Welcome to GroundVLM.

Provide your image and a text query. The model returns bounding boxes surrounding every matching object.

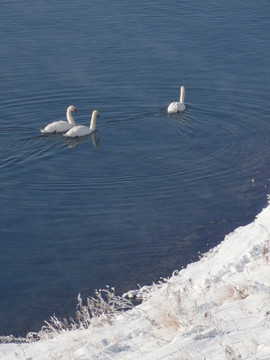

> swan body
[40,105,77,134]
[64,110,100,138]
[167,86,186,113]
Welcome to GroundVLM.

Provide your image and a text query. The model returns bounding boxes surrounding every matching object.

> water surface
[0,0,270,336]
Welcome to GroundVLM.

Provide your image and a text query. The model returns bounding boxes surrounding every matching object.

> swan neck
[90,112,97,130]
[180,86,185,103]
[66,108,76,125]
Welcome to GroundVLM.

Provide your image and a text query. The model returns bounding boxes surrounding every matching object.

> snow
[2,198,270,359]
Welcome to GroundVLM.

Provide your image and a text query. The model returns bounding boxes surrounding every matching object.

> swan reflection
[65,131,100,149]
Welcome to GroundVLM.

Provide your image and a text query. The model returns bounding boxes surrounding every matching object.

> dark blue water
[1,1,270,336]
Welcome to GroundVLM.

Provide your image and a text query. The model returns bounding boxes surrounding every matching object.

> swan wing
[167,102,186,113]
[64,125,93,138]
[41,120,72,134]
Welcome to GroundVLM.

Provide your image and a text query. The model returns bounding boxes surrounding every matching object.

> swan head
[93,110,100,118]
[68,105,78,114]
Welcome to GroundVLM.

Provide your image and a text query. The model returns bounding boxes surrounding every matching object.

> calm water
[1,1,270,336]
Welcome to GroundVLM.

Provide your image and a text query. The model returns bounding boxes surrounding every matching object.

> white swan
[64,110,100,138]
[167,86,186,113]
[40,105,78,134]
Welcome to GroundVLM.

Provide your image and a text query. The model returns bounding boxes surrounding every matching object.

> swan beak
[74,109,78,114]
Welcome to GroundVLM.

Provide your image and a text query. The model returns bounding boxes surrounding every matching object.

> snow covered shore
[1,199,270,359]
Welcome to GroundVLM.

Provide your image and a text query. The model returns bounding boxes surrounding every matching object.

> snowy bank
[1,199,270,359]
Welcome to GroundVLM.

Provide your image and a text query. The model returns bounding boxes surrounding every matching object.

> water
[1,0,270,336]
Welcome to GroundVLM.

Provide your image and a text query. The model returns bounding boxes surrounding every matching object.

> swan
[64,110,100,138]
[40,105,78,134]
[167,86,186,113]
